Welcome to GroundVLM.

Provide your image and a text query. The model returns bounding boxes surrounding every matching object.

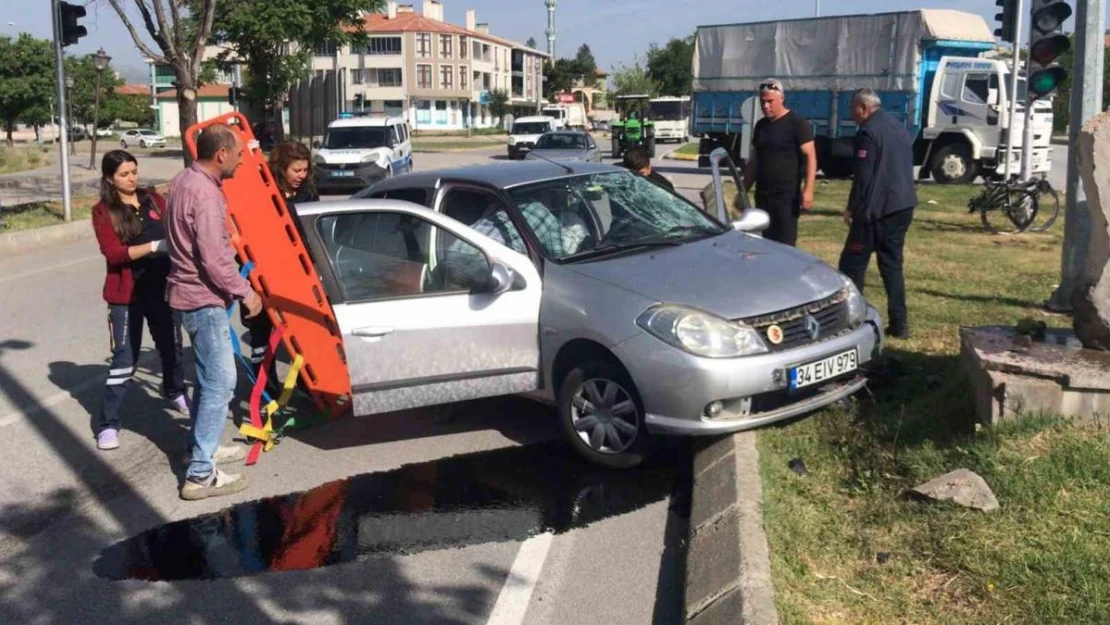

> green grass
[754,181,1110,624]
[0,145,50,174]
[412,140,503,152]
[674,141,699,157]
[412,128,506,137]
[0,196,96,231]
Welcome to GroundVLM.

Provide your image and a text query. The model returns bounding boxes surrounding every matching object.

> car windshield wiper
[560,239,682,262]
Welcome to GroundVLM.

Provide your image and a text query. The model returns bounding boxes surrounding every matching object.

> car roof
[364,161,624,194]
[328,116,405,128]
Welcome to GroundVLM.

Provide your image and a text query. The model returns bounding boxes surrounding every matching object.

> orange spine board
[183,112,352,418]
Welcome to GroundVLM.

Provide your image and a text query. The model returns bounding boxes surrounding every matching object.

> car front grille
[319,163,362,171]
[738,290,851,352]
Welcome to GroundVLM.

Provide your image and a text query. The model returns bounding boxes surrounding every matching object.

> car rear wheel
[558,359,652,469]
[120,140,127,148]
[139,139,148,148]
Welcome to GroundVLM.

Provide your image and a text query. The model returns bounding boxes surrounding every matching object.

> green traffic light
[1029,67,1067,98]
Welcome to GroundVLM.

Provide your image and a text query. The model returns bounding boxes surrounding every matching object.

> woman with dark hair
[243,141,321,383]
[91,149,187,451]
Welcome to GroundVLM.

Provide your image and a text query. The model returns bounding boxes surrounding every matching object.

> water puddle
[94,442,687,581]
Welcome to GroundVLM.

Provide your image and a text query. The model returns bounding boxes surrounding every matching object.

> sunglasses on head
[759,82,781,92]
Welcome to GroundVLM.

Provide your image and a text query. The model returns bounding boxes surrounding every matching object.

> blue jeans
[179,306,237,480]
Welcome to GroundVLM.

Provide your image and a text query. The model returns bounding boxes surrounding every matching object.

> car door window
[317,211,488,302]
[962,74,989,105]
[439,188,528,255]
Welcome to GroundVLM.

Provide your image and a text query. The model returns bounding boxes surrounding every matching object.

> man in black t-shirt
[743,78,817,246]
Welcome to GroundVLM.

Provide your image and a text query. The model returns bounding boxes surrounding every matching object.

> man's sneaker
[97,428,120,451]
[170,394,190,416]
[180,468,248,501]
[181,444,247,465]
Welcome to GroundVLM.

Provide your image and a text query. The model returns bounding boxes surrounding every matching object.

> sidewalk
[0,148,184,206]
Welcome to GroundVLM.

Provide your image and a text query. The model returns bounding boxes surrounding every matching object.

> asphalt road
[0,145,696,625]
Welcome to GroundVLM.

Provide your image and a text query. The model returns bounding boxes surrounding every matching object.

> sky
[2,0,1097,85]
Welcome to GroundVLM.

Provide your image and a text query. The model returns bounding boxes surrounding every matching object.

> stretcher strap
[242,325,284,465]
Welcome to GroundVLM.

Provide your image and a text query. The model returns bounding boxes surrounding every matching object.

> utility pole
[1048,0,1105,311]
[999,0,1025,182]
[815,0,820,17]
[50,0,72,222]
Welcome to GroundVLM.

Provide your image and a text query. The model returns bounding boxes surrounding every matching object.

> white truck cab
[507,116,554,160]
[313,115,413,194]
[541,103,588,131]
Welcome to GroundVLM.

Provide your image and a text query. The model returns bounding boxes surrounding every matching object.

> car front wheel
[558,359,652,469]
[120,140,127,148]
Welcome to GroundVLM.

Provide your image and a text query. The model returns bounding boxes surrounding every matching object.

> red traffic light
[1030,32,1070,66]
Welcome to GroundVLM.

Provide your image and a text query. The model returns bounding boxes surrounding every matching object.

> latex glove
[149,239,167,254]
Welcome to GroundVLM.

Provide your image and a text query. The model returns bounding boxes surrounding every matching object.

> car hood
[510,134,544,144]
[316,148,390,165]
[525,149,590,161]
[561,231,845,320]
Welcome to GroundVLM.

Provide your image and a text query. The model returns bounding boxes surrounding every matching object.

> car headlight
[313,154,326,165]
[637,304,768,358]
[508,137,517,146]
[361,152,387,166]
[842,276,866,326]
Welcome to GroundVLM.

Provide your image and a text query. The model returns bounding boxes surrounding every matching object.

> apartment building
[309,0,550,130]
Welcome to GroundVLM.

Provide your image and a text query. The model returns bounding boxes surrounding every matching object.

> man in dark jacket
[838,88,917,339]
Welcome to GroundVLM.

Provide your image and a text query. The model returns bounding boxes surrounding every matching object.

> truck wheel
[645,136,656,159]
[931,145,978,184]
[558,358,653,469]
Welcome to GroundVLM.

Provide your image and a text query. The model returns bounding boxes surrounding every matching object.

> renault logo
[804,314,821,340]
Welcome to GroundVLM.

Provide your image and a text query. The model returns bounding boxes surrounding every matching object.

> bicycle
[968,177,1059,235]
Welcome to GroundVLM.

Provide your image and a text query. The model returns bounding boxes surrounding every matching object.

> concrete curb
[685,432,778,625]
[0,218,94,256]
[665,152,699,162]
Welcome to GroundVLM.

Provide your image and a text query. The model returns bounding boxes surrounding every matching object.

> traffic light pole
[1048,0,1106,311]
[1003,0,1025,182]
[50,0,72,223]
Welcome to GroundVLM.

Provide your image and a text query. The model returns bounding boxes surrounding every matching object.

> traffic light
[994,0,1018,43]
[228,86,242,106]
[59,1,87,48]
[1027,0,1072,99]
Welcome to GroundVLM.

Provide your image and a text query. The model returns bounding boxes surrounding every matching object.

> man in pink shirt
[166,123,262,501]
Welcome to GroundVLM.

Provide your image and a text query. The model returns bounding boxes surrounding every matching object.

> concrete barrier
[685,432,778,625]
[1,218,94,256]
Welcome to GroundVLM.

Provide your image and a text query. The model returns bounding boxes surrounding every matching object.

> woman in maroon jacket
[91,150,187,451]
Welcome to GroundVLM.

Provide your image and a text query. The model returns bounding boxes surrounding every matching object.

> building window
[365,37,402,55]
[460,66,468,91]
[351,69,364,85]
[385,100,404,116]
[460,36,468,59]
[376,68,403,87]
[435,100,447,124]
[439,35,453,59]
[314,42,336,57]
[416,100,432,124]
[417,64,433,89]
[416,34,432,58]
[440,65,454,89]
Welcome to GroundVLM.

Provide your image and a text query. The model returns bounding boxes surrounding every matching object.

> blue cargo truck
[692,10,1054,183]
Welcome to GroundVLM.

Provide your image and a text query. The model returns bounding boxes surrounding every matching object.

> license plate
[789,349,858,390]
[332,171,354,178]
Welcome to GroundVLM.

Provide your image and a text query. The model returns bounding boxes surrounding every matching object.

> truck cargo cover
[693,10,993,92]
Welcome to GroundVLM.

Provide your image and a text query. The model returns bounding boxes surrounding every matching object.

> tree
[106,0,219,164]
[575,44,597,86]
[64,54,126,130]
[206,0,382,137]
[488,89,510,123]
[526,37,538,49]
[0,34,54,145]
[611,57,658,97]
[646,36,694,96]
[543,58,580,99]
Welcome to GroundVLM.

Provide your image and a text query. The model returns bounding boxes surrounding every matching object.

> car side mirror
[312,140,322,149]
[470,262,522,295]
[732,208,771,235]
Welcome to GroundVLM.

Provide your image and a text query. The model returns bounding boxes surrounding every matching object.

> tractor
[610,94,656,160]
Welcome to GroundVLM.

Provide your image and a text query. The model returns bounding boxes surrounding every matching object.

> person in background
[90,150,188,451]
[622,147,675,192]
[167,123,262,501]
[241,141,321,382]
[743,78,817,246]
[838,88,917,339]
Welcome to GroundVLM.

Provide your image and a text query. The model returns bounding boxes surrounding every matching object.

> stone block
[1074,113,1110,349]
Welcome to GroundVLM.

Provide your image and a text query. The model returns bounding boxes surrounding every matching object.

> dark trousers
[240,303,278,387]
[755,191,800,247]
[838,208,915,330]
[98,300,186,434]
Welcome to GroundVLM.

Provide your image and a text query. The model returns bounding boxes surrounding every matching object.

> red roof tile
[115,84,150,96]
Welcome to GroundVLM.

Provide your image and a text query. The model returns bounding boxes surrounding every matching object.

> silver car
[300,158,882,468]
[524,131,602,163]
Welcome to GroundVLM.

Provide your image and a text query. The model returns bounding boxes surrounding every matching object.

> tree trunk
[175,69,199,167]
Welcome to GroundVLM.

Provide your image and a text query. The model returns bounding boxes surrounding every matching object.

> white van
[313,116,412,195]
[507,116,554,160]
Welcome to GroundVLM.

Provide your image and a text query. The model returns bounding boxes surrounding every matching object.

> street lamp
[90,47,111,169]
[65,75,75,156]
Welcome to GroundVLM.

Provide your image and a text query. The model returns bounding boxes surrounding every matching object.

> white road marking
[0,255,100,285]
[485,532,556,625]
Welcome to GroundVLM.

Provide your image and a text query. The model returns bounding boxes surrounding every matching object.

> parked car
[66,126,88,142]
[287,160,884,469]
[524,131,602,163]
[95,127,115,138]
[119,128,167,149]
[312,115,412,195]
